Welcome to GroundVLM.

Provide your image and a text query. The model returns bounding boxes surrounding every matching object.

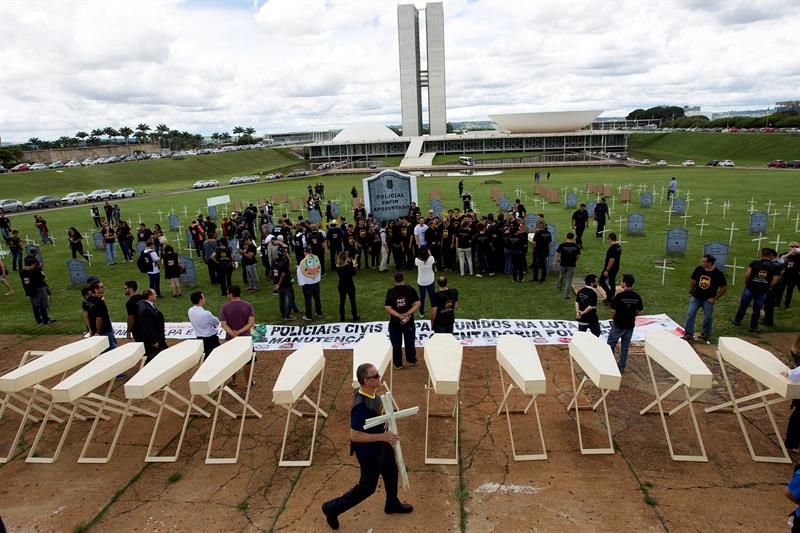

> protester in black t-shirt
[86,280,116,350]
[571,205,589,249]
[575,274,600,336]
[212,238,236,296]
[336,251,359,322]
[683,254,727,341]
[733,247,779,332]
[241,236,259,292]
[607,273,643,372]
[530,222,552,283]
[555,232,581,299]
[594,198,610,238]
[777,241,799,309]
[599,233,621,303]
[384,272,420,368]
[124,280,143,342]
[271,246,299,319]
[8,230,23,271]
[430,276,458,333]
[19,256,52,325]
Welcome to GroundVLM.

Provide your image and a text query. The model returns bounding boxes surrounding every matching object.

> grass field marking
[751,232,768,253]
[655,258,675,287]
[725,257,745,286]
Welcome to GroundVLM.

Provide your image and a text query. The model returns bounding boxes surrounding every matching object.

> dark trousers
[338,284,358,321]
[302,282,322,318]
[144,342,167,364]
[388,321,416,367]
[207,260,218,284]
[119,239,132,261]
[578,321,601,337]
[599,269,617,301]
[763,289,777,326]
[531,253,548,281]
[786,400,800,449]
[323,443,400,518]
[199,335,221,360]
[148,272,162,298]
[418,283,435,314]
[71,244,89,261]
[776,275,798,308]
[596,220,606,238]
[218,267,233,296]
[512,252,525,282]
[734,288,767,331]
[31,301,50,325]
[433,322,454,334]
[391,245,404,269]
[575,226,585,248]
[10,248,22,270]
[193,240,205,259]
[279,284,299,318]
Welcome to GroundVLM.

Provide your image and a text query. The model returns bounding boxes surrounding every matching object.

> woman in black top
[67,227,89,261]
[335,251,359,322]
[152,224,164,254]
[212,237,235,296]
[162,244,182,297]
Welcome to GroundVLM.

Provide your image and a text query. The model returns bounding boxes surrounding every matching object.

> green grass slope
[0,148,302,200]
[629,132,800,166]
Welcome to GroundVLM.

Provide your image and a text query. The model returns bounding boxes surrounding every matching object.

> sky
[1,0,798,143]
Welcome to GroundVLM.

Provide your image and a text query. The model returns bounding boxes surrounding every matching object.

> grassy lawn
[0,148,301,200]
[629,132,800,166]
[1,166,797,343]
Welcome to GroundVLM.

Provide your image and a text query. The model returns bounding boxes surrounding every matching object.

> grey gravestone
[331,202,340,218]
[135,241,147,254]
[229,239,241,261]
[670,198,686,215]
[307,209,322,224]
[565,193,577,208]
[640,192,653,208]
[178,256,197,285]
[499,197,513,211]
[704,241,730,272]
[665,228,689,254]
[749,211,768,233]
[524,214,538,229]
[363,169,417,223]
[432,204,443,217]
[168,214,180,231]
[92,231,105,251]
[25,245,43,265]
[66,259,88,286]
[586,201,597,214]
[627,213,644,235]
[207,206,218,220]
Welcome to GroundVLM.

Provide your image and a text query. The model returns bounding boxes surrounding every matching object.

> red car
[10,163,30,172]
[768,160,786,168]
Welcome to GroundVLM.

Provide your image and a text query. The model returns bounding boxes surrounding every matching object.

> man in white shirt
[296,247,323,320]
[188,291,221,359]
[144,240,162,298]
[414,217,429,249]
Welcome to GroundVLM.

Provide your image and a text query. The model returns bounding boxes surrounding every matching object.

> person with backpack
[189,219,206,260]
[162,244,182,297]
[212,237,236,296]
[137,240,162,298]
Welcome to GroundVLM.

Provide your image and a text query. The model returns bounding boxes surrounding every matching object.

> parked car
[719,160,735,167]
[112,188,136,199]
[80,159,94,166]
[64,160,82,168]
[193,180,208,189]
[787,160,800,169]
[48,160,64,169]
[656,160,668,167]
[0,199,24,212]
[25,196,61,209]
[86,189,113,201]
[10,163,30,172]
[30,163,48,171]
[61,192,87,205]
[706,160,720,167]
[681,160,695,167]
[0,165,7,174]
[640,159,650,165]
[206,179,219,187]
[768,160,786,168]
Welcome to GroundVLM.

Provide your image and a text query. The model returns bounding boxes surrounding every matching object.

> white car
[65,160,82,168]
[112,188,136,199]
[656,160,668,167]
[0,199,24,212]
[61,192,87,205]
[48,160,64,169]
[30,163,48,171]
[720,160,735,167]
[87,189,113,201]
[206,179,219,187]
[193,180,208,189]
[81,158,95,166]
[681,160,695,167]
[640,159,650,165]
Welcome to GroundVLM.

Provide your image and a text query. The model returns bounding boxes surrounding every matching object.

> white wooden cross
[175,229,183,252]
[665,203,674,226]
[659,186,666,205]
[703,197,713,215]
[127,218,133,227]
[84,248,93,266]
[183,205,189,219]
[765,199,774,213]
[625,199,630,213]
[770,209,780,229]
[695,218,709,236]
[722,200,731,219]
[725,222,739,245]
[363,392,419,490]
[655,259,675,287]
[615,216,625,233]
[748,198,757,214]
[795,213,800,233]
[24,235,33,246]
[156,209,163,222]
[611,196,616,211]
[771,234,786,251]
[681,211,692,228]
[169,207,175,216]
[785,201,795,220]
[725,257,745,286]
[752,232,768,252]
[684,189,693,207]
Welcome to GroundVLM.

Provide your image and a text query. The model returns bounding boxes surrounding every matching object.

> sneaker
[681,334,694,342]
[731,319,741,326]
[316,313,323,318]
[475,274,483,278]
[419,312,424,318]
[408,361,416,367]
[394,365,404,370]
[321,502,340,530]
[302,316,312,321]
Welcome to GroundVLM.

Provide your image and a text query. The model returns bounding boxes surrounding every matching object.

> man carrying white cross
[322,363,413,530]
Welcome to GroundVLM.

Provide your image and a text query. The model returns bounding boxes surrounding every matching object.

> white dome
[490,110,603,133]
[333,123,400,142]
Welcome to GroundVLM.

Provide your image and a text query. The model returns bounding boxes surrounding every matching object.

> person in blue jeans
[732,248,778,332]
[607,273,644,372]
[102,223,117,266]
[683,254,727,341]
[384,272,420,369]
[785,462,800,532]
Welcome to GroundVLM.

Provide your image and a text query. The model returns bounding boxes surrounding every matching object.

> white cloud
[0,0,798,142]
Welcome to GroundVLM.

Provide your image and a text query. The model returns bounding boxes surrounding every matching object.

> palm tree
[232,126,244,141]
[90,129,103,146]
[220,132,232,143]
[57,136,73,148]
[119,126,133,145]
[103,127,118,143]
[210,132,220,144]
[245,127,256,136]
[75,131,89,140]
[156,124,169,148]
[28,137,42,149]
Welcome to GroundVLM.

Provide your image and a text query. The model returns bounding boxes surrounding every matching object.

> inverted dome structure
[490,110,603,134]
[332,123,400,142]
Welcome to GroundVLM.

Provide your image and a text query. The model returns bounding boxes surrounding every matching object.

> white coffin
[51,343,145,403]
[124,340,204,400]
[0,336,108,393]
[568,331,621,391]
[718,337,800,399]
[352,333,392,387]
[424,334,463,395]
[272,343,325,405]
[496,334,546,396]
[645,331,713,390]
[189,337,253,396]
